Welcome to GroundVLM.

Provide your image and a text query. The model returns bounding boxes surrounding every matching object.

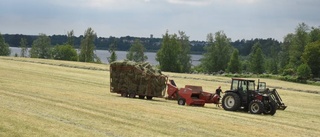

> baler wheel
[178,98,186,105]
[249,100,264,114]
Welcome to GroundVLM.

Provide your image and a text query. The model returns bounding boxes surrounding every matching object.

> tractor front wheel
[222,92,241,111]
[249,100,264,114]
[263,102,277,116]
[138,95,145,99]
[178,98,186,105]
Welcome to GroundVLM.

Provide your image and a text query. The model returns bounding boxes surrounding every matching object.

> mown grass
[1,56,320,137]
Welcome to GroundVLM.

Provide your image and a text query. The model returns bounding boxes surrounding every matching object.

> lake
[9,47,202,66]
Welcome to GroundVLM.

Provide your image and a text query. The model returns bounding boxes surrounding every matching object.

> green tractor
[222,78,287,115]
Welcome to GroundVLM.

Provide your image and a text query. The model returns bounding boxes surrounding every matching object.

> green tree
[201,33,214,73]
[288,23,309,68]
[302,41,320,77]
[279,34,294,73]
[108,39,117,63]
[297,64,312,82]
[309,27,320,43]
[156,31,191,73]
[126,39,147,62]
[109,52,117,63]
[227,49,240,73]
[52,44,78,61]
[30,33,51,59]
[201,31,233,73]
[79,28,96,62]
[266,44,279,74]
[250,42,265,74]
[241,60,250,73]
[156,31,180,72]
[0,33,11,56]
[67,30,75,47]
[177,31,192,73]
[20,38,28,57]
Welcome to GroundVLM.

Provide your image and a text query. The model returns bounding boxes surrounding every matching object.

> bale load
[110,60,167,99]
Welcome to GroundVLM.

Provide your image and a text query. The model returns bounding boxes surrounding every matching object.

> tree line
[0,28,147,64]
[155,23,320,82]
[1,23,319,82]
[2,33,280,54]
[2,33,162,51]
[1,28,101,63]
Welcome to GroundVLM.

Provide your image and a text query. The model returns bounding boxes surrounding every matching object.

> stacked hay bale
[110,60,167,97]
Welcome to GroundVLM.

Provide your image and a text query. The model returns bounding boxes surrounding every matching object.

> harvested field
[1,56,320,137]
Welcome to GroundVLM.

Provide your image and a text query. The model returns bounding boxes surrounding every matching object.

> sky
[0,0,319,41]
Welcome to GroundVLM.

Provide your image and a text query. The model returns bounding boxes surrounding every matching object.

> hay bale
[110,60,166,97]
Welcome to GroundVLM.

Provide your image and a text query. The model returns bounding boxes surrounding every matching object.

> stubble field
[1,57,320,137]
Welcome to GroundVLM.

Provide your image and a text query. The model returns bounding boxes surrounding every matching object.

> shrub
[297,64,312,82]
[52,44,78,61]
[282,68,295,76]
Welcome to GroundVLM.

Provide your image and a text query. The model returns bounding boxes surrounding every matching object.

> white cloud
[167,0,214,6]
[166,0,259,6]
[235,0,258,4]
[52,0,151,10]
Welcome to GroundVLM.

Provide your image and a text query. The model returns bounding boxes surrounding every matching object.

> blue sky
[0,0,319,41]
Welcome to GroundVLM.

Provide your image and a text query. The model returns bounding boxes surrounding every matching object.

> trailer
[110,60,167,100]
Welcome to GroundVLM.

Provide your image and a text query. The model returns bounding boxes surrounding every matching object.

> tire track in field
[0,89,179,136]
[0,90,143,136]
[0,57,108,71]
[1,86,245,136]
[183,103,320,136]
[2,89,320,137]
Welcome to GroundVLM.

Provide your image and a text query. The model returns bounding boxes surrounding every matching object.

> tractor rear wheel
[178,98,186,105]
[263,102,277,116]
[222,92,241,111]
[249,100,264,114]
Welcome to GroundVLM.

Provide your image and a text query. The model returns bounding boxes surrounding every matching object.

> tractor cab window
[239,81,247,94]
[248,81,255,91]
[258,82,266,92]
[231,80,239,90]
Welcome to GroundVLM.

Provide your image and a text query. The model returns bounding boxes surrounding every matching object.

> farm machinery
[166,78,287,115]
[222,78,287,115]
[256,81,287,110]
[166,80,220,106]
[109,60,287,115]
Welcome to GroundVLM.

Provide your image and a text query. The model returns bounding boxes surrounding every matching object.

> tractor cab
[229,78,256,106]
